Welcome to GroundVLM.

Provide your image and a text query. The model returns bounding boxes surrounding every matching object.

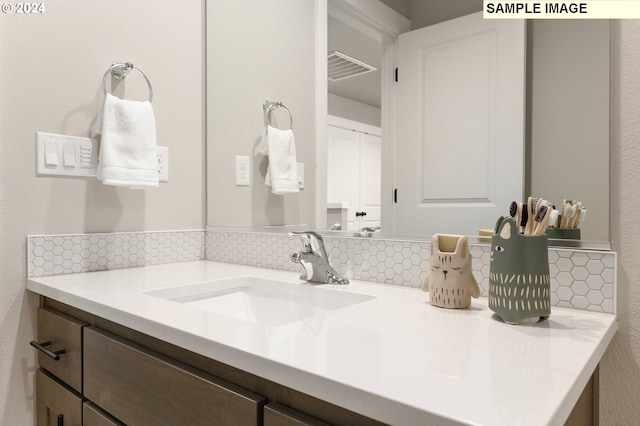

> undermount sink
[145,277,375,326]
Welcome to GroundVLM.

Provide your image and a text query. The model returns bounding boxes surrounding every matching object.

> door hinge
[394,67,398,82]
[393,188,398,203]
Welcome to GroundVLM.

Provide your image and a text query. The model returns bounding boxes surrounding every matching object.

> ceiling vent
[327,50,377,82]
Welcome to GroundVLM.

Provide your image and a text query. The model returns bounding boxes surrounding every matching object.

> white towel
[95,93,159,189]
[259,125,299,194]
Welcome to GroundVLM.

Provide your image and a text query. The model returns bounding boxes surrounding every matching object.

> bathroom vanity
[27,260,616,425]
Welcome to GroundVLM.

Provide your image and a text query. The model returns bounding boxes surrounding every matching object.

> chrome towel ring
[263,100,293,130]
[102,62,153,102]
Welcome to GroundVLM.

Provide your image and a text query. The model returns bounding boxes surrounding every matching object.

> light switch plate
[36,132,97,177]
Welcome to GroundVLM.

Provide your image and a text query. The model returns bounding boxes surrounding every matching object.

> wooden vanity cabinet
[36,369,83,426]
[34,304,266,426]
[33,307,88,426]
[83,327,266,426]
[264,403,331,426]
[83,403,124,426]
[34,307,86,392]
[566,366,600,426]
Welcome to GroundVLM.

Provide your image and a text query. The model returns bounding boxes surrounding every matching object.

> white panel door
[327,126,360,230]
[393,12,525,236]
[359,133,381,228]
[327,125,381,231]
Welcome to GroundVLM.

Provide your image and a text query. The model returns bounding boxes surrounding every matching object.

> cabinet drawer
[84,327,266,426]
[34,308,87,392]
[36,369,83,426]
[264,403,331,426]
[83,402,125,426]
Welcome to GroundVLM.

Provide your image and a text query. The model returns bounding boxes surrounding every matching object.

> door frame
[315,0,409,230]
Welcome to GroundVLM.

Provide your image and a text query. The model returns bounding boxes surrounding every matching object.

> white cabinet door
[327,125,381,231]
[393,12,525,236]
[359,133,381,229]
[327,126,360,230]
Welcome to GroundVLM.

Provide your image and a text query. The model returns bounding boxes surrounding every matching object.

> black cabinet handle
[30,341,66,361]
[355,211,367,217]
[57,414,64,426]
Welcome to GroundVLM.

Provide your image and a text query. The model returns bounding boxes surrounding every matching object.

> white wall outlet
[297,162,304,189]
[235,155,250,186]
[157,146,169,182]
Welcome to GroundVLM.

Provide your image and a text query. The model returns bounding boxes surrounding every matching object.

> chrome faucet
[289,231,349,285]
[356,226,380,237]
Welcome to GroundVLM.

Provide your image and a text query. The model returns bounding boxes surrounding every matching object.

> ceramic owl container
[489,217,551,324]
[421,234,480,309]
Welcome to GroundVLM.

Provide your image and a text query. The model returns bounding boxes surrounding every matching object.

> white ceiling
[327,16,382,108]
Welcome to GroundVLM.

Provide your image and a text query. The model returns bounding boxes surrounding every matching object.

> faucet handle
[358,226,380,233]
[289,231,349,285]
[289,230,324,242]
[289,231,328,259]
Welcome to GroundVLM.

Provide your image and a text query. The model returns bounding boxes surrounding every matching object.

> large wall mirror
[206,0,610,249]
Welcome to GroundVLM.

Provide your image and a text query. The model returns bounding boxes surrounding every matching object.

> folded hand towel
[258,125,299,194]
[95,93,159,189]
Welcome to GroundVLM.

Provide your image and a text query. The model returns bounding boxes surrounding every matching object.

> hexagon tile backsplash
[27,228,616,315]
[206,229,616,315]
[28,230,205,277]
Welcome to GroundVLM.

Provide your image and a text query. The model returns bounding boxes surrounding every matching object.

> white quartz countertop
[27,261,616,426]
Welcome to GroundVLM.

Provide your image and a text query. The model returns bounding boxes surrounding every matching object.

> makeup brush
[574,208,587,229]
[548,208,560,229]
[570,202,582,228]
[533,205,550,235]
[526,197,538,235]
[509,201,522,233]
[521,204,529,234]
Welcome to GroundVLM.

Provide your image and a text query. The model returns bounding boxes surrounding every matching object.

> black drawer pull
[57,414,64,426]
[30,341,66,361]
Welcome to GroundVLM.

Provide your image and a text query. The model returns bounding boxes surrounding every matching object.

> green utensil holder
[545,227,581,240]
[488,217,551,324]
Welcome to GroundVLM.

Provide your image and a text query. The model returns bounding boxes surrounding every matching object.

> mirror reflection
[206,0,610,247]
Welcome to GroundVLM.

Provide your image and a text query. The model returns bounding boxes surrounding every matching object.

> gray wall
[0,1,205,424]
[604,19,640,426]
[407,0,480,29]
[206,0,317,228]
[380,0,410,19]
[528,20,609,241]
